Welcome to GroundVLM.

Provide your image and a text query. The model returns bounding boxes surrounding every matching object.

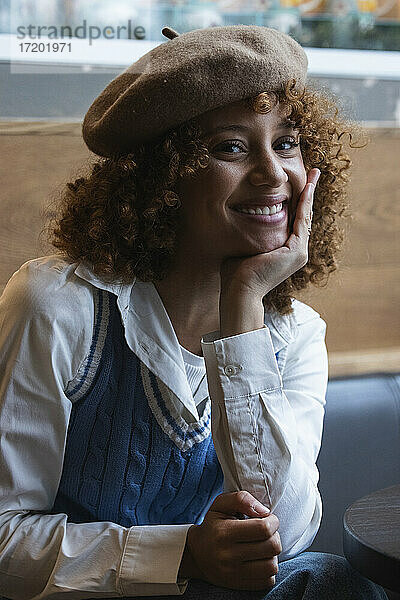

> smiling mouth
[230,201,288,225]
[233,201,285,216]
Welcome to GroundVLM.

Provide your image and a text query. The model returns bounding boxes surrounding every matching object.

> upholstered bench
[310,373,400,599]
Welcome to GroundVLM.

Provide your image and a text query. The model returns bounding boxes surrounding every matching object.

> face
[174,99,307,264]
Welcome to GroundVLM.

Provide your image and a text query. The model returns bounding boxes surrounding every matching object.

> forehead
[195,99,293,136]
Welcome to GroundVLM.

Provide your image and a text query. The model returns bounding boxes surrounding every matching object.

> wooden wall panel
[0,126,89,287]
[295,127,400,372]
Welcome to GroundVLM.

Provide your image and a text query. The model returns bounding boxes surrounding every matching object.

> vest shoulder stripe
[65,288,110,402]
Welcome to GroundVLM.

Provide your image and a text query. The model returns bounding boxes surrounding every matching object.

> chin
[240,240,285,256]
[260,232,289,253]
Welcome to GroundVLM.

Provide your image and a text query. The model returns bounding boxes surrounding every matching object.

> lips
[232,195,289,209]
[231,202,288,225]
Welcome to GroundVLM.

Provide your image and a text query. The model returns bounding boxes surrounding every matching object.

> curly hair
[44,79,368,315]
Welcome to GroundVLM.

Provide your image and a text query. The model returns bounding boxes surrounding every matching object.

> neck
[153,254,222,348]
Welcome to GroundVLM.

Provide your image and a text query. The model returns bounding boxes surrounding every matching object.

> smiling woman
[0,24,387,600]
[46,79,361,317]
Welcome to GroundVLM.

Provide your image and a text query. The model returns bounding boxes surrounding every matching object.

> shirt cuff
[201,325,282,399]
[117,524,191,596]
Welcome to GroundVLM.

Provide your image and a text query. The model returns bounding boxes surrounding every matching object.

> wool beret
[82,24,308,158]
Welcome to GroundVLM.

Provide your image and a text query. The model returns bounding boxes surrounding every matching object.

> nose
[248,148,289,187]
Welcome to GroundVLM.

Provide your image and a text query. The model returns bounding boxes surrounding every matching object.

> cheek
[295,156,307,189]
[292,157,307,194]
[174,173,225,228]
[176,164,222,198]
[288,166,307,225]
[296,174,307,200]
[177,168,232,217]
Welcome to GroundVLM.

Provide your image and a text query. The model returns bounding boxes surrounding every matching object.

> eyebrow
[203,119,297,136]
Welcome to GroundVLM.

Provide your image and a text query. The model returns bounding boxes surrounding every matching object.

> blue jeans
[131,552,389,600]
[0,552,388,600]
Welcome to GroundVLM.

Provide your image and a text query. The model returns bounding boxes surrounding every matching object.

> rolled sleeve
[200,310,328,561]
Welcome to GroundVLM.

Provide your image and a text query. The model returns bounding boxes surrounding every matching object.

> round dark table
[343,484,400,593]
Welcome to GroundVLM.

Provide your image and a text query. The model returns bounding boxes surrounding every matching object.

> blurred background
[0,0,399,376]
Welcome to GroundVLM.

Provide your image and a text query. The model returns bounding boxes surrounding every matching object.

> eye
[214,140,246,153]
[213,136,301,156]
[275,136,300,151]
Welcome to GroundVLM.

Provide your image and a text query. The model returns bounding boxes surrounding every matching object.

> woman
[0,24,387,600]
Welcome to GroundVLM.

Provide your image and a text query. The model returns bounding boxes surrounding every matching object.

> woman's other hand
[178,490,281,591]
[220,168,321,301]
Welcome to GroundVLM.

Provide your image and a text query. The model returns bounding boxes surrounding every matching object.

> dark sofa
[310,373,400,599]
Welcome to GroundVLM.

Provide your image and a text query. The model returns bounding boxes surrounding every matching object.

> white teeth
[236,202,283,216]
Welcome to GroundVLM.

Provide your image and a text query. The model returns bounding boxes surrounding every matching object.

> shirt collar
[74,262,199,419]
[74,261,132,315]
[74,262,297,419]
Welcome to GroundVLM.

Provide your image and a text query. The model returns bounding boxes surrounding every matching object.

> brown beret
[82,24,308,158]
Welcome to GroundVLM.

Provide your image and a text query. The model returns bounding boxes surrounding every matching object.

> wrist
[178,525,202,580]
[219,293,265,338]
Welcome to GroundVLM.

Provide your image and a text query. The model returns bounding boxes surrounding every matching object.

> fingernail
[252,502,270,515]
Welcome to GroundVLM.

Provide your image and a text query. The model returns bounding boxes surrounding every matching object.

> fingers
[308,167,321,187]
[234,531,282,562]
[302,169,319,226]
[195,494,281,592]
[292,168,320,240]
[227,513,280,543]
[244,555,279,579]
[228,571,276,592]
[226,552,278,591]
[210,490,270,519]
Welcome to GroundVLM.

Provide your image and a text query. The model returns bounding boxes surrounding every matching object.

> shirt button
[224,364,238,376]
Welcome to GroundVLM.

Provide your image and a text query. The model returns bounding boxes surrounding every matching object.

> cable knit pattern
[52,289,224,526]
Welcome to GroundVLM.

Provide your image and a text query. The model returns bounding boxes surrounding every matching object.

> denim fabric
[0,551,390,600]
[126,552,389,600]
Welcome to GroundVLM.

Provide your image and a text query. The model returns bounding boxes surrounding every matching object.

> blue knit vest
[51,289,224,526]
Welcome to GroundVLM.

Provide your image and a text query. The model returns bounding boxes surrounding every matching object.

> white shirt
[179,345,206,398]
[0,255,328,600]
